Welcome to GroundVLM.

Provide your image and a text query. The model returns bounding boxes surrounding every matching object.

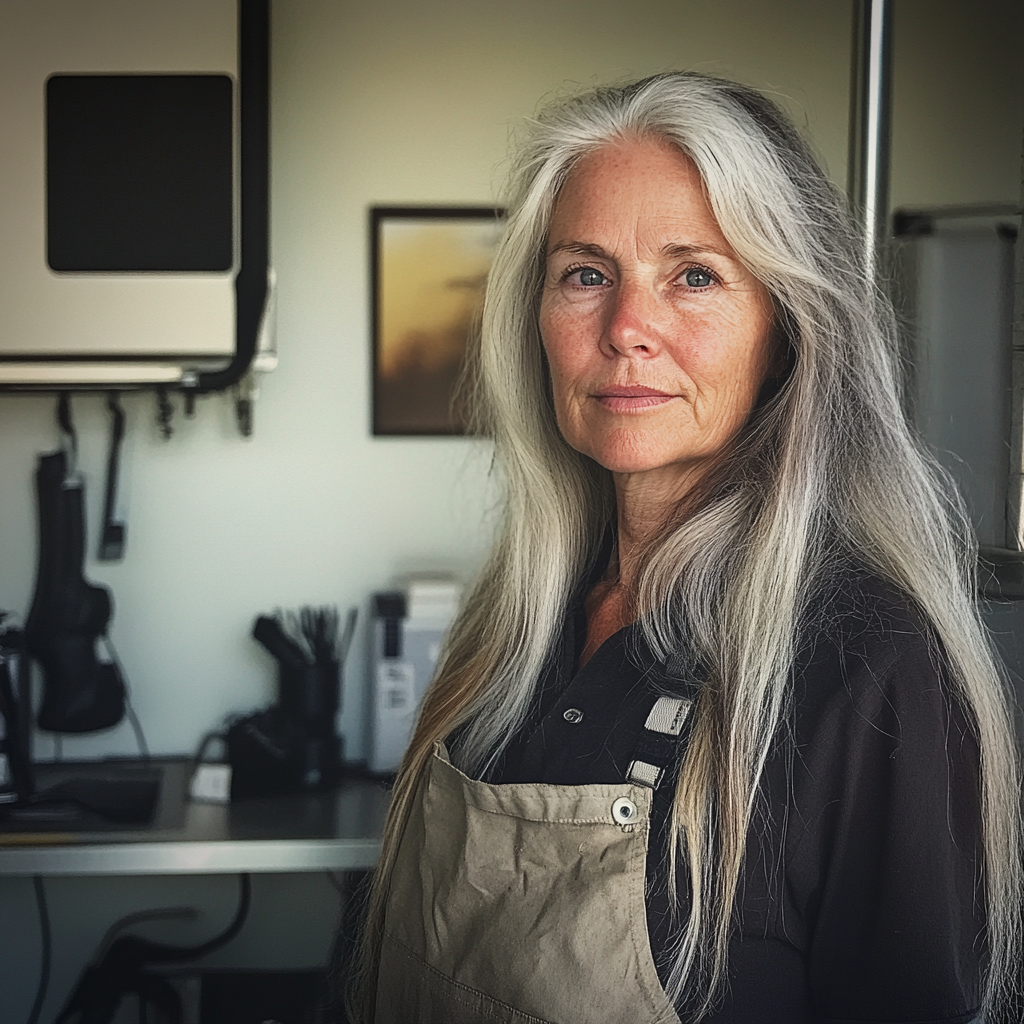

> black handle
[98,392,126,561]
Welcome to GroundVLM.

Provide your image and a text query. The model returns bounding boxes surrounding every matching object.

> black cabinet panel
[47,74,234,273]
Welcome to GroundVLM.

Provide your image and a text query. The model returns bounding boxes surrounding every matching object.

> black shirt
[489,571,986,1023]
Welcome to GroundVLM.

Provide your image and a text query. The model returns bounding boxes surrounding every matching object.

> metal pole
[847,0,894,281]
[1005,113,1024,551]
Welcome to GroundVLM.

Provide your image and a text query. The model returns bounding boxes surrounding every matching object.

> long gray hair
[361,72,1022,1021]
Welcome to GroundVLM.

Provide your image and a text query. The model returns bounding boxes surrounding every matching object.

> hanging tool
[25,448,125,733]
[155,387,174,440]
[98,393,127,562]
[56,392,78,477]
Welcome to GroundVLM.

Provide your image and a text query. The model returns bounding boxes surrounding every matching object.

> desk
[0,759,389,877]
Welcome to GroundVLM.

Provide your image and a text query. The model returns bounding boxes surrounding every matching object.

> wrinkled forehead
[544,137,731,260]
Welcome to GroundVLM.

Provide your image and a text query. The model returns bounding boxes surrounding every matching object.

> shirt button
[611,797,638,824]
[562,707,584,724]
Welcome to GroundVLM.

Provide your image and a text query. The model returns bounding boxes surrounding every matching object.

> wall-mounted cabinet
[0,0,270,391]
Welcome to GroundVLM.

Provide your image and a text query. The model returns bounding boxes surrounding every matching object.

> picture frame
[371,206,504,436]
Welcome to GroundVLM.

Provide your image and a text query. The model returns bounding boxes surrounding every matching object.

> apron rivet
[612,796,638,824]
[563,707,584,723]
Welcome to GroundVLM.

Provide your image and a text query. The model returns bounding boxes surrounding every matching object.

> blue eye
[684,267,713,288]
[576,266,606,286]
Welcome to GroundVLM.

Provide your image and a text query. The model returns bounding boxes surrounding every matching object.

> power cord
[27,875,50,1024]
[187,873,252,957]
[194,730,226,764]
[102,637,150,759]
[53,874,252,1023]
[124,702,149,761]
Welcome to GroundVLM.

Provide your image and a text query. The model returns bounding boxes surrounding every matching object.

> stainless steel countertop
[0,760,389,876]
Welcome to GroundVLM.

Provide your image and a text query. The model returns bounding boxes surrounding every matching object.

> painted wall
[891,0,1024,210]
[0,1,1020,1020]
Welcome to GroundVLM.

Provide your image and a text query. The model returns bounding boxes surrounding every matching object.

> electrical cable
[51,876,251,1023]
[124,702,149,761]
[187,872,251,957]
[26,875,50,1024]
[194,730,226,764]
[94,906,199,960]
[102,637,150,760]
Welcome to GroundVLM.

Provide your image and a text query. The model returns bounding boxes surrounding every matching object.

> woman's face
[539,137,775,490]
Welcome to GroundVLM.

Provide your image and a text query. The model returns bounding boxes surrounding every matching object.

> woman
[352,73,1022,1023]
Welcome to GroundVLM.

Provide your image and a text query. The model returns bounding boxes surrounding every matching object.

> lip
[593,384,677,412]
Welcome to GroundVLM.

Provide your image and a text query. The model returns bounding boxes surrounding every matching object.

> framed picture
[371,206,504,436]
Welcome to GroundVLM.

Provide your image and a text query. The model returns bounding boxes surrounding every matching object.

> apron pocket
[377,931,556,1024]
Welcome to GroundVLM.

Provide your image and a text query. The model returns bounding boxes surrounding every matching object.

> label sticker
[376,661,416,717]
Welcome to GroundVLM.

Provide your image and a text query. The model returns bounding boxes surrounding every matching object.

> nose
[602,280,662,358]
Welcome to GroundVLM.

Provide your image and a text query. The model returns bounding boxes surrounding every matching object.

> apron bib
[375,744,683,1024]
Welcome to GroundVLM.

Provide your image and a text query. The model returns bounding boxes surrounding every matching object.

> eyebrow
[546,240,734,260]
[546,242,613,260]
[661,241,733,260]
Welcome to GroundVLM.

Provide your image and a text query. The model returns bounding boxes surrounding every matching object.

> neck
[578,463,705,668]
[612,462,706,591]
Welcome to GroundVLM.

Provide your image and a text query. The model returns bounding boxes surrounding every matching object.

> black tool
[0,618,34,806]
[56,392,78,472]
[155,387,174,440]
[252,614,309,669]
[98,393,126,562]
[25,448,125,734]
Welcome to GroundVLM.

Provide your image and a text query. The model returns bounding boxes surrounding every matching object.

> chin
[583,439,675,476]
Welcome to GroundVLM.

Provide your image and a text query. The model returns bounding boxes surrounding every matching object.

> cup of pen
[251,605,357,793]
[278,657,342,790]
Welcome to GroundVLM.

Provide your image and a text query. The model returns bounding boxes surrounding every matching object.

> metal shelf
[0,759,388,877]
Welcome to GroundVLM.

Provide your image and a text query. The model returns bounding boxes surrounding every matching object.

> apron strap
[625,694,694,789]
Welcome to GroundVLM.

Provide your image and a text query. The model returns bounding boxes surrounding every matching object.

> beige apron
[375,744,683,1024]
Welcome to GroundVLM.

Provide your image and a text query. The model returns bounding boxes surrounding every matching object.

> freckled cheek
[539,303,568,367]
[540,313,598,397]
[706,348,773,437]
[539,335,582,436]
[663,319,724,380]
[670,325,771,433]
